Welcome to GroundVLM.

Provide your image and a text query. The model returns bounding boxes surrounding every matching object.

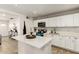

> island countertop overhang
[12,35,53,49]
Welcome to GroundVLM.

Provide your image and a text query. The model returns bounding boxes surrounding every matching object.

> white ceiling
[0,11,18,21]
[0,4,79,18]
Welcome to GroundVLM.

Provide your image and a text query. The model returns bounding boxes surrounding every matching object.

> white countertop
[12,35,53,49]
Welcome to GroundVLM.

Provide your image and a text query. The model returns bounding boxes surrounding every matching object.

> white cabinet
[33,13,79,27]
[61,14,74,26]
[52,35,76,51]
[47,14,74,27]
[46,17,57,27]
[65,37,75,50]
[52,35,65,48]
[58,36,65,47]
[45,18,52,27]
[46,17,62,27]
[52,35,79,53]
[47,17,62,27]
[55,17,62,27]
[52,35,59,45]
[75,38,79,52]
[73,13,79,26]
[48,14,74,27]
[52,35,61,46]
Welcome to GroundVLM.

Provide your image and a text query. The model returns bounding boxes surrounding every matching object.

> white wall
[0,20,9,36]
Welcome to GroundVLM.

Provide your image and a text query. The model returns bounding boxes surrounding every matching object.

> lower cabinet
[75,38,79,52]
[52,35,59,46]
[52,35,79,53]
[65,37,75,50]
[52,35,65,48]
[58,36,65,48]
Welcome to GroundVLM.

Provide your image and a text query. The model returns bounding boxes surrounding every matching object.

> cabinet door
[61,14,74,26]
[52,35,60,46]
[59,36,66,48]
[75,38,79,52]
[55,17,62,27]
[47,17,63,27]
[46,18,53,27]
[47,17,57,27]
[52,35,65,47]
[73,13,79,26]
[52,35,58,45]
[65,37,75,50]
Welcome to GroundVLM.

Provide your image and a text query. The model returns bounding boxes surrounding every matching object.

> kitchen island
[12,35,53,54]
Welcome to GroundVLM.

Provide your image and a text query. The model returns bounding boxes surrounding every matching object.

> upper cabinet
[33,13,79,27]
[61,14,74,27]
[55,16,62,27]
[46,17,57,27]
[73,13,79,26]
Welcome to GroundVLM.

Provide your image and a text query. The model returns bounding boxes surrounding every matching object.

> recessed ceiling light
[2,13,6,16]
[0,24,6,26]
[33,11,37,14]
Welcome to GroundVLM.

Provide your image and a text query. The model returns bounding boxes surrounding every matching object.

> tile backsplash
[46,27,79,37]
[34,27,79,35]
